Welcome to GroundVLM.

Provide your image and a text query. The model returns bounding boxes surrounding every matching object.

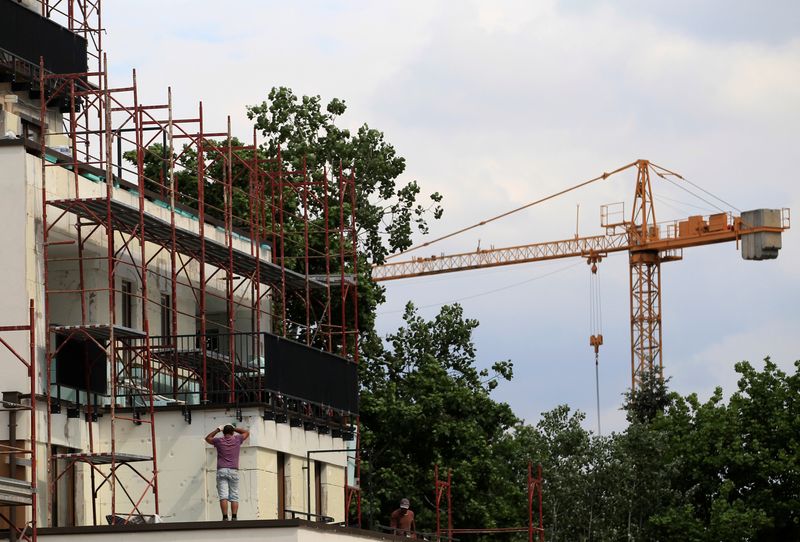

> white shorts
[216,468,240,502]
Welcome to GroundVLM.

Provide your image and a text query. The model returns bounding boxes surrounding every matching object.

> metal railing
[285,509,334,523]
[112,332,357,428]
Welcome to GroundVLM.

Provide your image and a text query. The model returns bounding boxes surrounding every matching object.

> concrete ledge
[37,519,402,542]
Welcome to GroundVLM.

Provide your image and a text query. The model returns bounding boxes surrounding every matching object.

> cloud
[671,318,800,401]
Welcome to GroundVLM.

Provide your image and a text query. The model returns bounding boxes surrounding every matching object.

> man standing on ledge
[205,424,250,520]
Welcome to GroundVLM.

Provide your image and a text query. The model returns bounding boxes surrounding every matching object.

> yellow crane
[372,160,790,389]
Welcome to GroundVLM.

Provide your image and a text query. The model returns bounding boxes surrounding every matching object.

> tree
[622,367,672,424]
[509,406,594,541]
[247,88,443,342]
[247,87,443,266]
[506,360,799,542]
[648,358,799,541]
[359,302,517,533]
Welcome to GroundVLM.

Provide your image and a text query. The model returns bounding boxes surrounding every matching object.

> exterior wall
[28,152,273,406]
[0,145,30,395]
[285,454,307,516]
[0,85,68,148]
[91,408,348,524]
[4,407,350,527]
[322,465,346,522]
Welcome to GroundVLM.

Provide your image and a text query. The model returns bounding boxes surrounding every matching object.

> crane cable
[648,162,741,213]
[587,256,603,436]
[385,161,639,261]
[376,260,583,315]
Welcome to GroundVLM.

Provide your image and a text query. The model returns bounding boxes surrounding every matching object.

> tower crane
[371,160,791,389]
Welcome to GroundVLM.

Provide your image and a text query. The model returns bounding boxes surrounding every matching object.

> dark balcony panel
[0,0,88,75]
[54,333,108,395]
[263,333,358,415]
[139,331,358,413]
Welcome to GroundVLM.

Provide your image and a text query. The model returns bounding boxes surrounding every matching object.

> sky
[102,0,800,434]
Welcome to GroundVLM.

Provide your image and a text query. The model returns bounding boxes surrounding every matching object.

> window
[21,119,41,144]
[121,280,133,328]
[277,452,286,519]
[315,460,324,519]
[50,445,76,527]
[160,293,172,338]
[120,280,134,375]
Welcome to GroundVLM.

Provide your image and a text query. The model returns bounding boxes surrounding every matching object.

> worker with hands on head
[205,423,250,520]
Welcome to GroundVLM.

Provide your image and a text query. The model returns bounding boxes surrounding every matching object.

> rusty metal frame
[0,300,38,541]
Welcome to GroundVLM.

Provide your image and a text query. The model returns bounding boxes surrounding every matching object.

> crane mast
[629,160,664,389]
[372,159,790,389]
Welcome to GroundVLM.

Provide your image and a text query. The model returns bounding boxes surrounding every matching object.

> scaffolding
[27,7,361,530]
[0,300,37,541]
[434,464,452,541]
[0,0,365,527]
[39,60,161,526]
[436,463,545,542]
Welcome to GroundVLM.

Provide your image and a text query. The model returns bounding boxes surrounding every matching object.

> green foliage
[122,137,257,228]
[359,302,518,533]
[247,87,443,265]
[622,366,672,424]
[647,358,800,541]
[527,358,799,542]
[511,407,597,541]
[360,349,799,541]
[361,288,800,542]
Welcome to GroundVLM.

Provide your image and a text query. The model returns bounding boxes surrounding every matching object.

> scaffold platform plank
[0,476,34,506]
[150,347,260,374]
[47,197,325,290]
[309,274,357,286]
[51,324,146,341]
[52,452,152,465]
[0,400,29,411]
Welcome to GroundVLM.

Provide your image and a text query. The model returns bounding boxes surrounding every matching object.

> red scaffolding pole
[438,463,545,541]
[40,59,160,525]
[434,464,453,541]
[0,300,38,541]
[527,463,544,542]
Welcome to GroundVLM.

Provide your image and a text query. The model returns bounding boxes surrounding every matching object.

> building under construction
[0,1,367,539]
[10,1,790,540]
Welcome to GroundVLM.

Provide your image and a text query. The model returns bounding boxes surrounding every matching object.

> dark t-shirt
[390,508,415,534]
[212,434,243,469]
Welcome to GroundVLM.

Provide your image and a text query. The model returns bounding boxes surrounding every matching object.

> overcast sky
[103,1,799,433]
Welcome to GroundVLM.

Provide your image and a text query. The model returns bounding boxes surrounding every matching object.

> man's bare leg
[220,499,229,519]
[231,501,239,519]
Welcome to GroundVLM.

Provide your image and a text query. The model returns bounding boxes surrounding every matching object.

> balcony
[114,331,358,422]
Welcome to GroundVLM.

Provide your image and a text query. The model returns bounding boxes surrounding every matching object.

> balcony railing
[115,331,358,422]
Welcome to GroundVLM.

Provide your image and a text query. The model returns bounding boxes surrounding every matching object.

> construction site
[0,1,795,541]
[0,0,370,539]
